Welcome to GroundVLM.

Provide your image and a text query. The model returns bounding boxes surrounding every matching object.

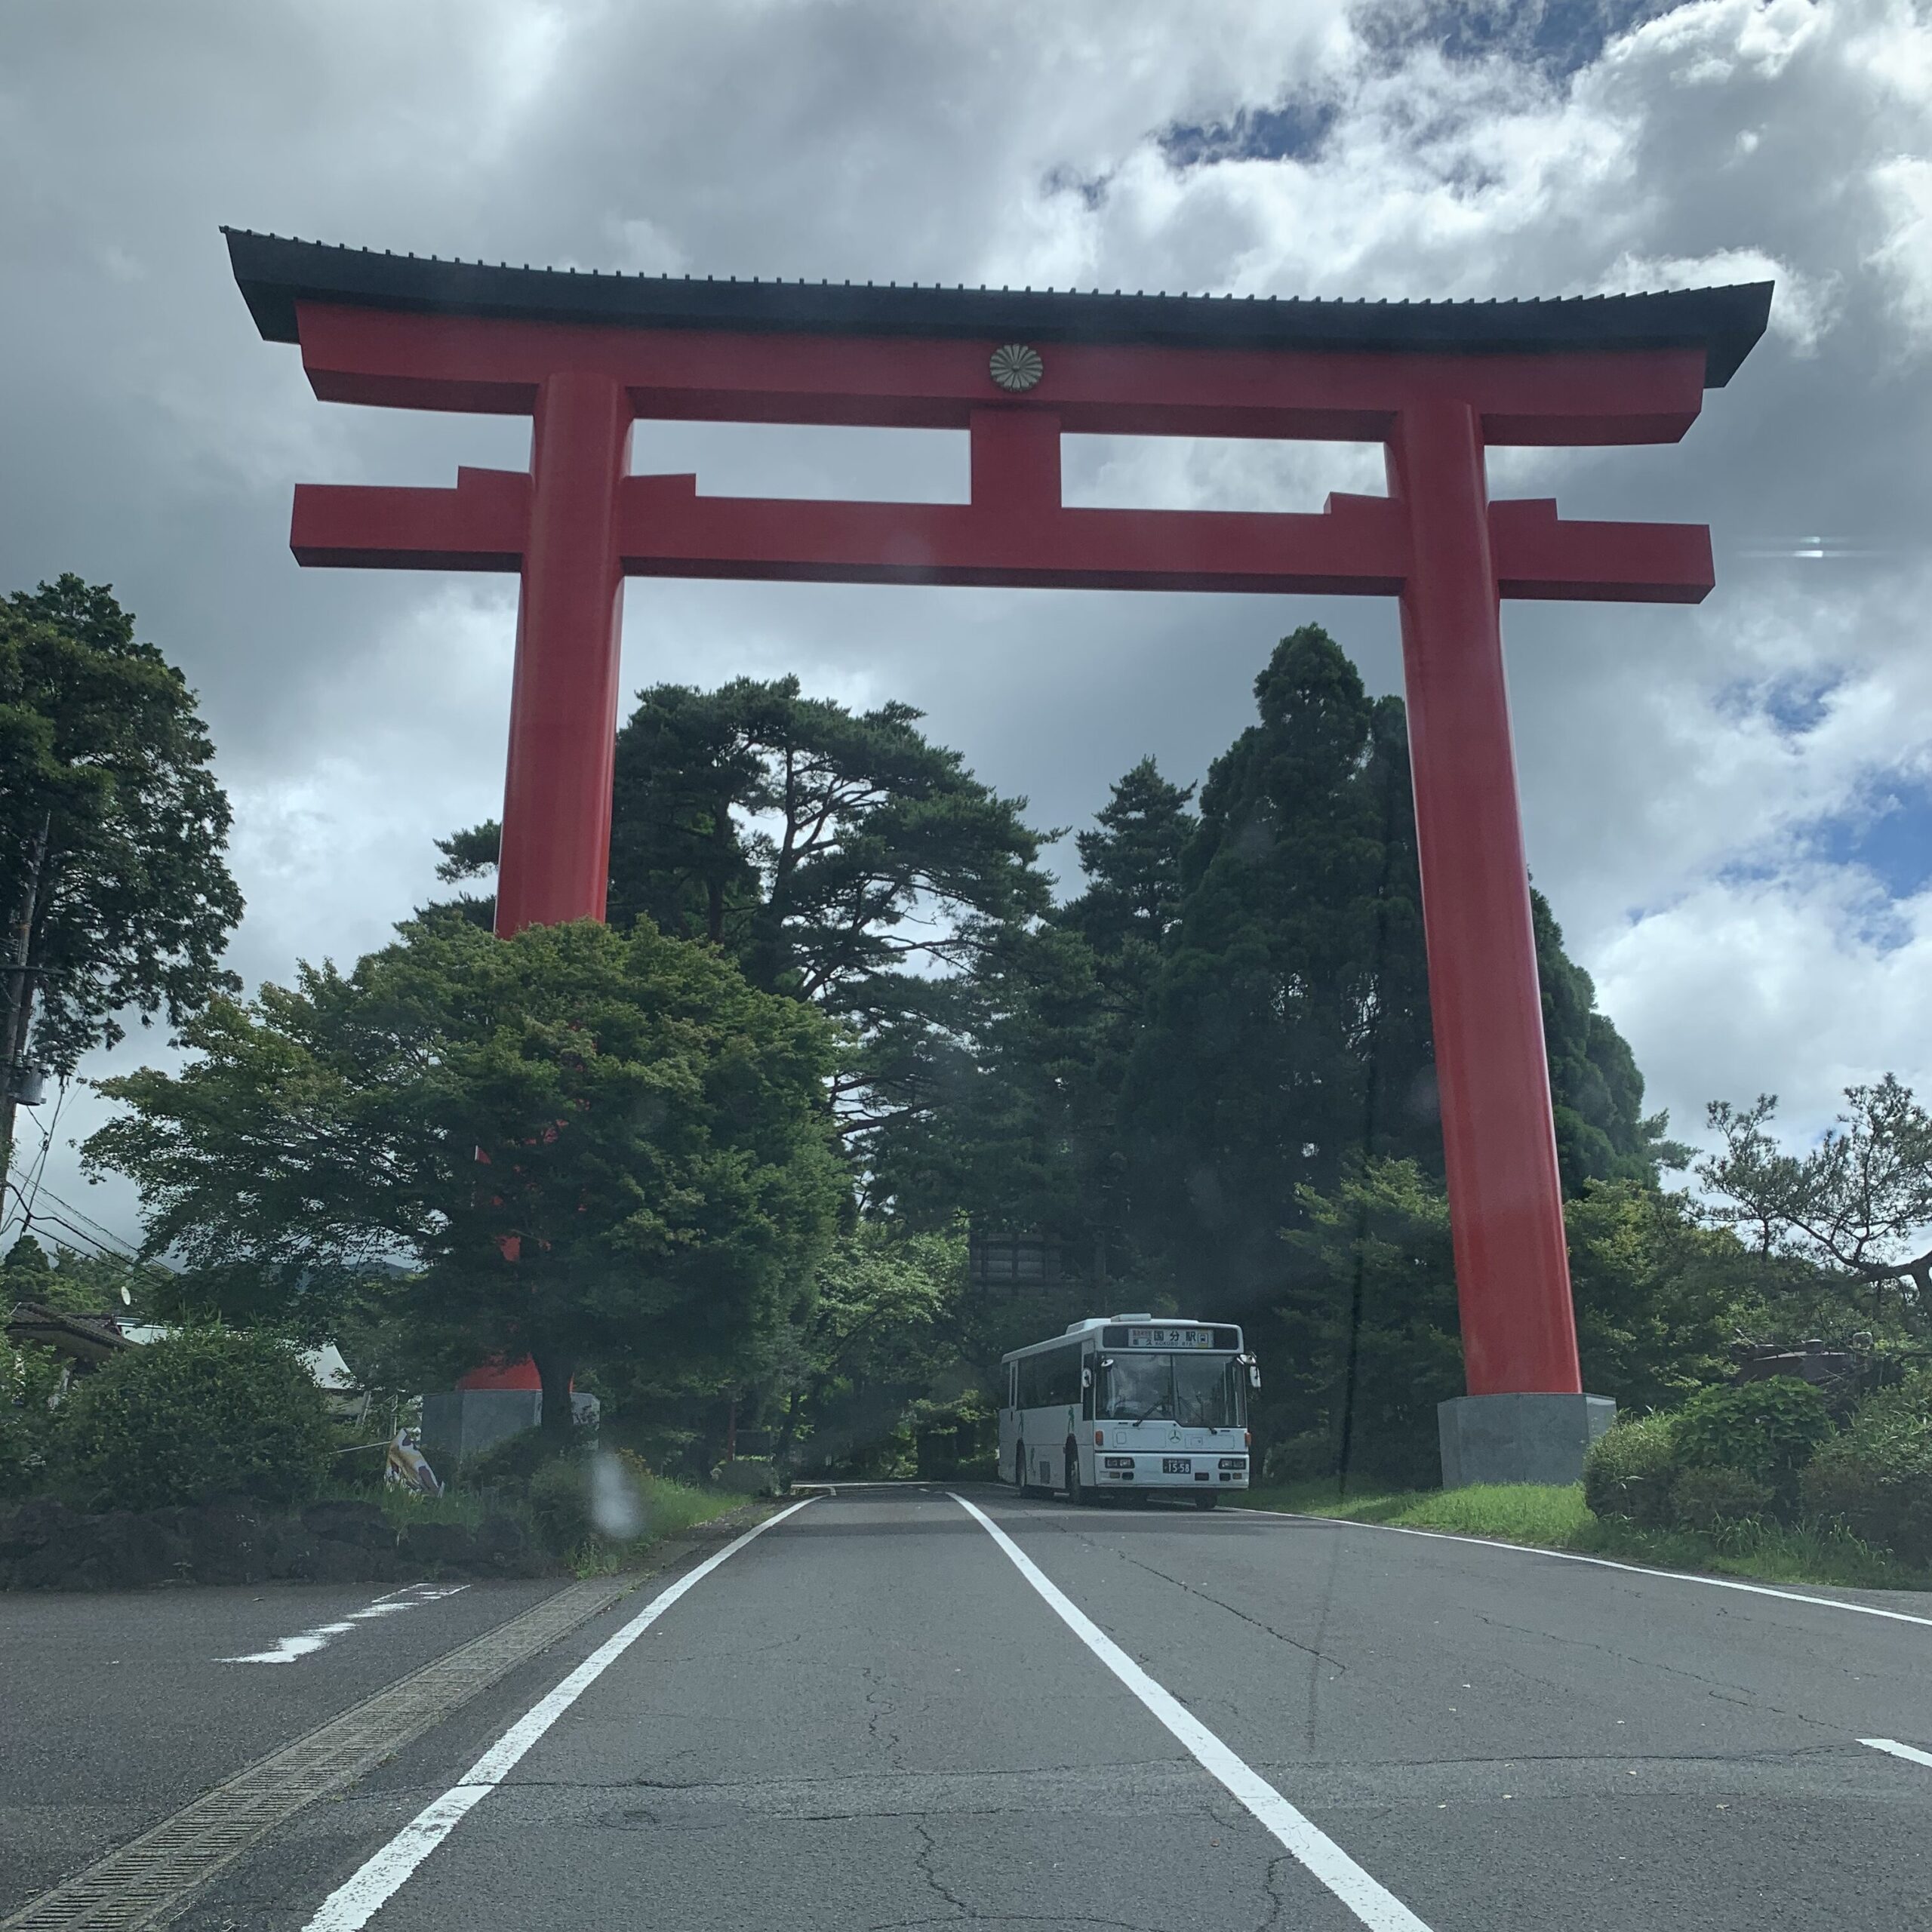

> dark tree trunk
[0,811,52,1209]
[776,1385,802,1467]
[532,1346,575,1443]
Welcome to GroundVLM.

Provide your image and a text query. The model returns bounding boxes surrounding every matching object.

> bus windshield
[1099,1353,1245,1428]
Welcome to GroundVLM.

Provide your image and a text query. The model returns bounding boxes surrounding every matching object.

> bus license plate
[1162,1457,1191,1474]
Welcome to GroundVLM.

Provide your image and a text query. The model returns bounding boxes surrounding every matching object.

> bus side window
[1081,1358,1094,1422]
[1007,1361,1017,1408]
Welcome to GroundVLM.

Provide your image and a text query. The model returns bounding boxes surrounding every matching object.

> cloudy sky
[3,0,1930,1254]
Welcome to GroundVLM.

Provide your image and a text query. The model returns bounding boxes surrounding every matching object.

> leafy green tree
[83,918,847,1436]
[770,1223,967,1472]
[1116,624,1670,1317]
[1119,626,1436,1311]
[1563,1182,1749,1410]
[0,1233,160,1317]
[1272,1161,1752,1485]
[1060,756,1197,963]
[432,676,1051,1164]
[1273,1157,1464,1487]
[1699,1078,1932,1332]
[2,1231,51,1294]
[0,577,244,1204]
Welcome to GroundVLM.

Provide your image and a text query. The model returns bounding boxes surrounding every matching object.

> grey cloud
[2,0,1928,1253]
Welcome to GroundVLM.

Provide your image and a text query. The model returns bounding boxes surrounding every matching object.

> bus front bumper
[1098,1456,1248,1489]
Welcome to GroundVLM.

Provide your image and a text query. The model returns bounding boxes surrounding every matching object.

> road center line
[298,1498,814,1932]
[949,1493,1432,1932]
[1862,1737,1932,1770]
[222,1583,472,1664]
[1238,1508,1932,1630]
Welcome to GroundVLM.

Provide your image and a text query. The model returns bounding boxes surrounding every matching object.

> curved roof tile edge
[221,228,1772,387]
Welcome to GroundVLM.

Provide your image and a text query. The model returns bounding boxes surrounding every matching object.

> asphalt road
[11,1486,1932,1931]
[0,1572,562,1916]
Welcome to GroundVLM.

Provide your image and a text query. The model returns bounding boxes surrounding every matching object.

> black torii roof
[223,228,1772,388]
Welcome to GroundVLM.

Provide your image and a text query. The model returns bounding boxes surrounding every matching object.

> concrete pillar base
[420,1389,541,1466]
[418,1388,601,1469]
[1437,1392,1616,1488]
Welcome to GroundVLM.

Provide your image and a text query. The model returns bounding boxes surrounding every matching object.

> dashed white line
[221,1583,472,1664]
[299,1498,814,1932]
[1862,1737,1932,1770]
[951,1491,1432,1932]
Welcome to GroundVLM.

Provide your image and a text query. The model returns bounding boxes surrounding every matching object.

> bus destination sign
[1124,1327,1217,1350]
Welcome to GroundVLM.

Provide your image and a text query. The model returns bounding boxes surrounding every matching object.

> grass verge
[1231,1479,1932,1592]
[568,1476,758,1577]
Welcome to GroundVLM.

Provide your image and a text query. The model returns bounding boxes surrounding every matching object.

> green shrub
[1,1343,66,1500]
[1672,1377,1832,1515]
[1582,1412,1678,1527]
[525,1455,595,1555]
[1671,1465,1774,1532]
[457,1426,557,1492]
[1263,1431,1336,1486]
[49,1326,334,1512]
[710,1456,783,1497]
[1799,1373,1932,1567]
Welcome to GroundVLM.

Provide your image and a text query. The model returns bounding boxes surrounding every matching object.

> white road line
[950,1492,1432,1932]
[1862,1737,1932,1770]
[1235,1507,1932,1630]
[300,1499,814,1932]
[220,1583,472,1664]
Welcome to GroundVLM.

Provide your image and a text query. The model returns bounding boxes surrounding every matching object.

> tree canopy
[1,576,243,1208]
[83,917,846,1432]
[0,577,242,1073]
[432,675,1052,1164]
[1700,1077,1932,1331]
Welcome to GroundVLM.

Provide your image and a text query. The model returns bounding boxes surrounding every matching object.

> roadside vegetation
[5,583,1931,1590]
[1238,1367,1932,1594]
[1235,1478,1928,1593]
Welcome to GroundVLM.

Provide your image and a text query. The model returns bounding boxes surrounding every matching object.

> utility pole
[0,810,53,1220]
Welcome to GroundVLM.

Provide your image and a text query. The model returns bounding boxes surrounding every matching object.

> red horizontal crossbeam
[290,467,1712,603]
[294,303,1709,448]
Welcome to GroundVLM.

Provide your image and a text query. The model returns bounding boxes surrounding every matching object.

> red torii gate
[226,229,1769,1484]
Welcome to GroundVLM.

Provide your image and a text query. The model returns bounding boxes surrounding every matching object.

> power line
[1,1177,144,1269]
[2,1183,117,1263]
[16,1077,68,1227]
[26,1180,142,1258]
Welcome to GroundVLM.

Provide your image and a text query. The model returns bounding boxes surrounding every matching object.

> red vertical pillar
[496,370,632,935]
[1389,398,1582,1398]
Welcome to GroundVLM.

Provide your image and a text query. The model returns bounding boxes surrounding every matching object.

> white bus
[998,1314,1258,1507]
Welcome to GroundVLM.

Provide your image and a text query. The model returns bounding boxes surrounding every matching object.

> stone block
[420,1389,541,1466]
[399,1520,479,1574]
[1438,1392,1617,1488]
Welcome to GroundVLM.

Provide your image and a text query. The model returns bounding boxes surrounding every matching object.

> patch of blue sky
[1810,782,1932,906]
[1711,671,1844,737]
[1158,96,1338,171]
[1155,5,1688,180]
[1354,0,1683,78]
